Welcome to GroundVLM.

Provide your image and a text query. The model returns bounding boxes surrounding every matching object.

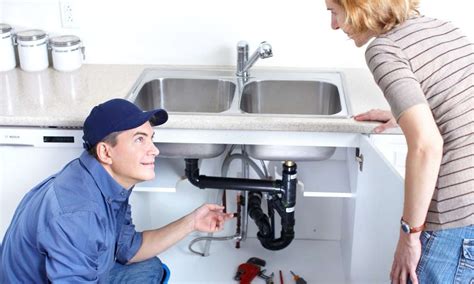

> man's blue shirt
[0,151,143,283]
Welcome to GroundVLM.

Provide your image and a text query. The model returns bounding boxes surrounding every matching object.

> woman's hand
[191,204,235,233]
[390,232,422,284]
[353,109,397,133]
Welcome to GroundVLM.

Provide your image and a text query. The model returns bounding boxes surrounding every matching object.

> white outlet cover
[59,0,79,29]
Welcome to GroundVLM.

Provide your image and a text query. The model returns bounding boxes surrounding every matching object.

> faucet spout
[236,41,272,78]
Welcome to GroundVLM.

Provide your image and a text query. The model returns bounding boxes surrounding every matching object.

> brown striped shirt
[365,15,474,230]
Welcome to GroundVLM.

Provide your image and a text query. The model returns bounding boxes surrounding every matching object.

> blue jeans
[414,225,474,283]
[108,257,169,284]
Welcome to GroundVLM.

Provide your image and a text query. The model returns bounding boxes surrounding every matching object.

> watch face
[401,223,411,234]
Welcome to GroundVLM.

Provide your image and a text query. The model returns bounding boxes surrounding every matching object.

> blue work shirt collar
[79,151,133,203]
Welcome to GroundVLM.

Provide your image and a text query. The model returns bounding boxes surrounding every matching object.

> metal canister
[0,24,16,72]
[49,35,85,72]
[16,29,49,72]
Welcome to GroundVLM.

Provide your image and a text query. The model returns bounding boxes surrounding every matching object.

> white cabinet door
[370,134,407,178]
[348,135,404,283]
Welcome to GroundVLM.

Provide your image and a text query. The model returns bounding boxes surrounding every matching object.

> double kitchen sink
[127,68,351,161]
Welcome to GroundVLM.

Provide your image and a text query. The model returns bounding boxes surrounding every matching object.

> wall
[1,0,473,68]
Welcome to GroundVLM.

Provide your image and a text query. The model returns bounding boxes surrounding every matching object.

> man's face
[106,121,159,189]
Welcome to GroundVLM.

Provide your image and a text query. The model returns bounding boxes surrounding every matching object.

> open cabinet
[130,135,404,284]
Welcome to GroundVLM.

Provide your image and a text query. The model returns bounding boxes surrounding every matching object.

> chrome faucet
[236,41,273,78]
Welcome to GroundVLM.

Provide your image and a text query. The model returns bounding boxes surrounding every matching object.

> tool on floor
[234,257,266,284]
[279,270,284,284]
[290,270,307,284]
[259,269,274,284]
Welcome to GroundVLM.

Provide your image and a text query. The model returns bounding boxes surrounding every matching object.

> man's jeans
[415,225,474,283]
[108,257,168,284]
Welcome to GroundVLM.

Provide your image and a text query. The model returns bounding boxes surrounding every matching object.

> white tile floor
[159,236,346,283]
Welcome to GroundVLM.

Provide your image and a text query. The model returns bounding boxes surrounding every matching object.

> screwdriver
[290,270,307,284]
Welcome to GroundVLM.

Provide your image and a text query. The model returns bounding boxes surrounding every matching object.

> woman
[325,0,474,283]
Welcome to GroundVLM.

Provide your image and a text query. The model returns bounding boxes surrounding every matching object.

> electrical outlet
[59,0,79,28]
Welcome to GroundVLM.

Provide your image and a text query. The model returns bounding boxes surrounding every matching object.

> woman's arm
[398,104,443,229]
[390,104,443,283]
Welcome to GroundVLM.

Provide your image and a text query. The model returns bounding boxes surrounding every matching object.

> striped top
[365,15,474,230]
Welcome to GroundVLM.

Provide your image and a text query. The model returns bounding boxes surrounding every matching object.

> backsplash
[1,0,472,68]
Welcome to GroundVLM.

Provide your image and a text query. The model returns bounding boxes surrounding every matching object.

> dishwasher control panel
[0,127,83,148]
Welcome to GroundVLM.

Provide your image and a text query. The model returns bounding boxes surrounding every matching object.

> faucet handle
[258,41,273,58]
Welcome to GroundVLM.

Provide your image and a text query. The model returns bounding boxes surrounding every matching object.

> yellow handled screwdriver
[290,271,307,284]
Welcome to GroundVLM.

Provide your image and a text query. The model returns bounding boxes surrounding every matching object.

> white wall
[1,0,473,68]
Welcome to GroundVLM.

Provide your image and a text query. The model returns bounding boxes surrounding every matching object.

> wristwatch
[400,218,425,234]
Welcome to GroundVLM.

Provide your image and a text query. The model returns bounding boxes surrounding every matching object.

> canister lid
[49,35,81,47]
[0,23,13,34]
[16,29,47,41]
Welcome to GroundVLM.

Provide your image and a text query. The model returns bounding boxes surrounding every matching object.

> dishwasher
[0,127,83,239]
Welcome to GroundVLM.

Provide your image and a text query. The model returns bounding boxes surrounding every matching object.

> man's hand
[132,204,234,262]
[390,232,422,284]
[353,109,397,133]
[191,204,234,233]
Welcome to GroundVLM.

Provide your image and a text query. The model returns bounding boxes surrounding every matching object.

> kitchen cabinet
[0,127,405,283]
[133,129,404,284]
[370,134,408,178]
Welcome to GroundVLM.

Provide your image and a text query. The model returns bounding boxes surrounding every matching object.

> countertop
[0,64,397,134]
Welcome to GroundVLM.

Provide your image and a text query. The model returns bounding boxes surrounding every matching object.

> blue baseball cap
[82,98,168,150]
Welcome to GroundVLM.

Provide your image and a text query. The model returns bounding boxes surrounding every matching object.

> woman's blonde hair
[333,0,420,34]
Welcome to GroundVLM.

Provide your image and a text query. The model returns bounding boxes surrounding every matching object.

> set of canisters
[0,23,85,72]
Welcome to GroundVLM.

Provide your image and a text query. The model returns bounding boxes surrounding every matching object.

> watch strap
[401,217,425,234]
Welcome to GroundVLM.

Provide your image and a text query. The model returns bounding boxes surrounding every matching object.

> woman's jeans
[415,225,474,283]
[108,257,169,284]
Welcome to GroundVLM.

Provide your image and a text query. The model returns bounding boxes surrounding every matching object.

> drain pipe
[185,159,283,193]
[257,161,296,250]
[185,158,297,250]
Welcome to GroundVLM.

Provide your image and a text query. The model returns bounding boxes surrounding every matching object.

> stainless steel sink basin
[240,78,345,161]
[134,78,236,113]
[128,69,349,160]
[155,143,226,159]
[246,145,336,161]
[129,75,236,158]
[240,80,342,115]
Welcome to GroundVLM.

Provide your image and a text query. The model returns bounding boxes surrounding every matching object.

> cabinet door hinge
[355,148,364,172]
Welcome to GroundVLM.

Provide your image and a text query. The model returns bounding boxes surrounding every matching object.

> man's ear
[96,142,113,165]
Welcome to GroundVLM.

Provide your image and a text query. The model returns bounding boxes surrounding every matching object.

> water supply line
[185,154,297,251]
[188,146,268,256]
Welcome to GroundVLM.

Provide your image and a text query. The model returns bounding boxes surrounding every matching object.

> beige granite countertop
[0,64,396,134]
